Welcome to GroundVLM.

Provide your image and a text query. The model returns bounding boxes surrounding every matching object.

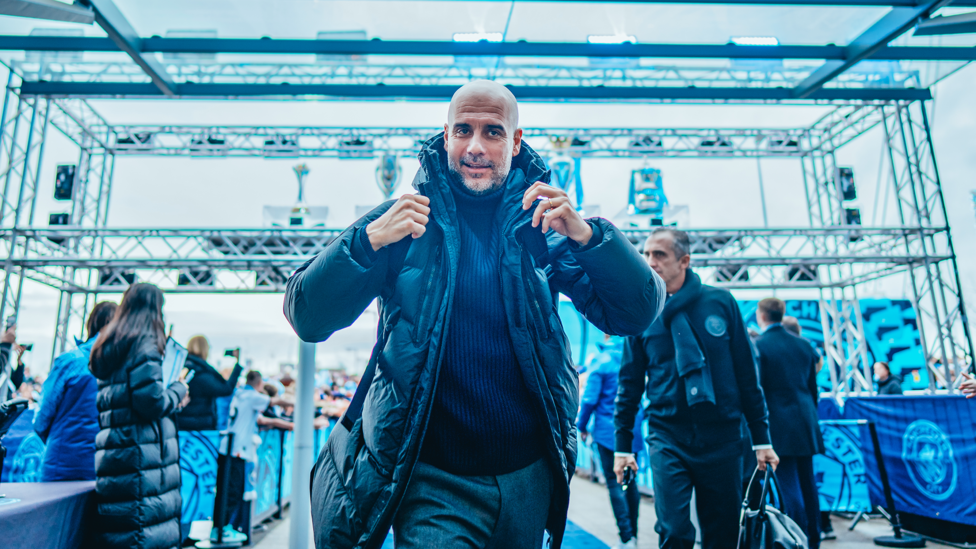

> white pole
[290,340,316,549]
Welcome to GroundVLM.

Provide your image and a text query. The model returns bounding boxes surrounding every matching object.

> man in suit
[755,297,824,548]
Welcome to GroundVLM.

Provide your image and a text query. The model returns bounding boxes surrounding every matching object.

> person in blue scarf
[33,301,117,481]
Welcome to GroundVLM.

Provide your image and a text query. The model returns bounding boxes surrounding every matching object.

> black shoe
[821,530,837,541]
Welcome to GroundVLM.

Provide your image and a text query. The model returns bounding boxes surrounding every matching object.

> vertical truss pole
[51,122,115,359]
[804,114,872,398]
[0,92,26,226]
[919,102,974,375]
[0,96,49,326]
[882,100,968,392]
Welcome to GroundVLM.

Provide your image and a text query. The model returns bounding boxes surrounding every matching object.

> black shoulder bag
[737,466,809,549]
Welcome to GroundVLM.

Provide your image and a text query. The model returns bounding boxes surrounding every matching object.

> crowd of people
[0,282,363,549]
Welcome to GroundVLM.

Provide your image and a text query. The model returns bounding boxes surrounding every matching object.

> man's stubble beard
[447,154,509,196]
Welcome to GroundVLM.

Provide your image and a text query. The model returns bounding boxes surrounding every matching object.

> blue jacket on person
[33,336,100,481]
[577,338,645,454]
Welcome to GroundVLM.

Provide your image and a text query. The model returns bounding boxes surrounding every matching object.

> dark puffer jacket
[285,135,665,549]
[90,334,188,549]
[177,354,242,431]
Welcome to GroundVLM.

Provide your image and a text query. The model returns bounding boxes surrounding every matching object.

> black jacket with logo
[284,135,665,549]
[615,269,770,450]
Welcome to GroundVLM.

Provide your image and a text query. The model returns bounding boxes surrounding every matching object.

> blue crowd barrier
[819,396,976,527]
[815,419,872,513]
[177,420,336,535]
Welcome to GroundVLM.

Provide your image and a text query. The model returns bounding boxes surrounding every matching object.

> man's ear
[679,254,691,270]
[443,123,450,150]
[512,128,522,157]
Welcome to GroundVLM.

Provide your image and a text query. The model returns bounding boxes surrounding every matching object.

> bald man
[286,80,665,549]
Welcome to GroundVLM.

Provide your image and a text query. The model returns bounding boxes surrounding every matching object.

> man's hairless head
[443,80,522,195]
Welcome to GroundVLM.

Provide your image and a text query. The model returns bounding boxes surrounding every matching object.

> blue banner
[843,396,976,526]
[815,420,872,513]
[0,409,44,483]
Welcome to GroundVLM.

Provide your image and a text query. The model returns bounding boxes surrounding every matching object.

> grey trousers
[393,458,552,549]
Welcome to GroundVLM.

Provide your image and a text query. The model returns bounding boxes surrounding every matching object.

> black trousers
[777,456,820,549]
[596,444,640,543]
[394,458,552,549]
[647,432,743,549]
[214,454,246,527]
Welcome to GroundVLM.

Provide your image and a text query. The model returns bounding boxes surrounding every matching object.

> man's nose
[467,133,487,155]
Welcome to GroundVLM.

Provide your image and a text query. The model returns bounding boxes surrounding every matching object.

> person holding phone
[89,283,189,549]
[177,336,242,431]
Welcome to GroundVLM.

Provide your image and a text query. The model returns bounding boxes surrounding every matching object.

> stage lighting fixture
[768,135,799,151]
[453,32,503,42]
[845,207,862,226]
[116,132,154,152]
[786,265,818,282]
[730,36,780,46]
[263,136,299,158]
[698,136,733,151]
[628,136,664,155]
[189,134,227,156]
[715,265,750,282]
[178,269,215,287]
[339,137,373,159]
[570,136,590,148]
[838,167,857,201]
[256,268,288,287]
[99,268,136,287]
[587,35,637,44]
[54,165,76,200]
[47,213,69,245]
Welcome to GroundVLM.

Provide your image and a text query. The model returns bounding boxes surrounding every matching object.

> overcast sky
[2,2,975,376]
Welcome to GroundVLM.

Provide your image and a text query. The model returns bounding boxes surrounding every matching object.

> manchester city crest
[901,420,957,501]
[704,315,727,337]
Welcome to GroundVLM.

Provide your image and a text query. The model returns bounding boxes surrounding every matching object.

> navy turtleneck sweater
[418,175,545,476]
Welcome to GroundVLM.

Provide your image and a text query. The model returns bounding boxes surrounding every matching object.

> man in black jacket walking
[755,298,824,548]
[614,228,777,549]
[285,80,665,549]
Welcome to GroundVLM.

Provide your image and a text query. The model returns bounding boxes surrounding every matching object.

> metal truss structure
[0,0,972,398]
[0,91,968,396]
[7,58,928,93]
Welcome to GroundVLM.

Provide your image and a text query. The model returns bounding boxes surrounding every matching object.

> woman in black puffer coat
[177,335,242,431]
[89,283,189,549]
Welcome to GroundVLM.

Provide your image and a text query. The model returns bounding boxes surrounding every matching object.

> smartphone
[224,348,240,358]
[4,315,15,330]
[20,343,32,352]
[621,467,636,489]
[182,368,196,384]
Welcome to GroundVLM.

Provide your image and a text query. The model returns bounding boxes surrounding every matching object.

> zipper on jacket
[412,244,441,343]
[519,241,552,340]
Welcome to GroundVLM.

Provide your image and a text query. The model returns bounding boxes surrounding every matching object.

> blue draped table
[0,481,95,549]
